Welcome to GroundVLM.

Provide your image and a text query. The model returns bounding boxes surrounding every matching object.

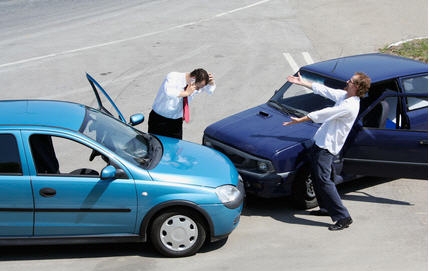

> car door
[0,132,34,236]
[23,131,138,236]
[86,73,144,126]
[343,90,428,179]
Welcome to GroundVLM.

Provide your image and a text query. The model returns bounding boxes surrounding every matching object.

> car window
[80,108,158,169]
[30,134,117,177]
[0,134,22,175]
[361,97,398,129]
[402,75,428,111]
[406,94,428,131]
[360,82,397,129]
[270,72,339,116]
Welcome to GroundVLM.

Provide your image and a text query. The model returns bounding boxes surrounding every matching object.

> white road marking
[215,0,271,17]
[0,0,272,69]
[302,51,314,64]
[282,53,299,73]
[283,52,316,72]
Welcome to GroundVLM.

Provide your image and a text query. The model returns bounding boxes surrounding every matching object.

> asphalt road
[0,0,427,270]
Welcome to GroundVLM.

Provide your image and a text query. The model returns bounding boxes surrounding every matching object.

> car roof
[0,100,86,131]
[301,53,428,83]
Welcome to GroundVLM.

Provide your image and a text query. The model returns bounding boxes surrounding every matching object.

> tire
[149,209,206,257]
[291,168,318,209]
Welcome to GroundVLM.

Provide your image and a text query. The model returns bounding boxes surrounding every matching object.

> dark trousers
[309,144,350,221]
[148,110,183,139]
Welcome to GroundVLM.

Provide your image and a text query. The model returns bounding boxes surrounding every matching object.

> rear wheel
[149,209,206,257]
[292,168,318,209]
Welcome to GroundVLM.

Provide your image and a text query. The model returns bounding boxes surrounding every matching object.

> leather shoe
[328,217,353,231]
[309,209,329,216]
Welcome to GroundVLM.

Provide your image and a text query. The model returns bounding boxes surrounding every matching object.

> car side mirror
[129,113,144,126]
[100,165,117,180]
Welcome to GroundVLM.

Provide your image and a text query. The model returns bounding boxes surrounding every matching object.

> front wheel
[149,209,206,257]
[291,169,318,209]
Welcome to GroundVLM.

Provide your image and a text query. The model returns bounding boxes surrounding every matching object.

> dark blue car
[203,53,428,209]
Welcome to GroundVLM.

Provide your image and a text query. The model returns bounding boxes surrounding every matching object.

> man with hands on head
[283,72,370,231]
[148,68,216,140]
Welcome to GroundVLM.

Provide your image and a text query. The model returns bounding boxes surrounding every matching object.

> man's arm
[283,115,311,126]
[178,84,196,97]
[287,72,313,89]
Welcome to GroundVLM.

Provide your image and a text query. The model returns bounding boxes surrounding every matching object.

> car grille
[203,136,273,173]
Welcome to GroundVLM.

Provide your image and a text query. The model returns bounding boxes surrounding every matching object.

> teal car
[0,74,244,257]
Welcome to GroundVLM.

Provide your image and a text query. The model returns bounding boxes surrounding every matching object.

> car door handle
[419,140,428,145]
[39,187,57,197]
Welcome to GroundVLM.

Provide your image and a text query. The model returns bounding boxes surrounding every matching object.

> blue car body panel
[1,100,85,130]
[302,53,428,82]
[150,135,240,187]
[204,104,318,165]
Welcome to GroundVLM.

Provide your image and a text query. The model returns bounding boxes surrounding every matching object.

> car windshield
[268,71,344,116]
[80,108,162,169]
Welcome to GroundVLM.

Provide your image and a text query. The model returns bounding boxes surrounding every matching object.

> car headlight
[203,137,213,147]
[215,184,243,209]
[251,159,274,173]
[257,161,269,172]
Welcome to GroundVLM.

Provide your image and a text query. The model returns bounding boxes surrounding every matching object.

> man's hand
[287,73,303,84]
[283,117,300,126]
[287,72,312,89]
[184,83,196,96]
[208,73,215,85]
[283,116,310,126]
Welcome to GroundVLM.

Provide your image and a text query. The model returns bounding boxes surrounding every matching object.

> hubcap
[159,215,198,252]
[305,177,315,198]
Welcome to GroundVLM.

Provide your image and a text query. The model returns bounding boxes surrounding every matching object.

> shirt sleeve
[188,83,216,102]
[307,98,353,124]
[312,83,346,103]
[164,73,183,98]
[204,84,216,94]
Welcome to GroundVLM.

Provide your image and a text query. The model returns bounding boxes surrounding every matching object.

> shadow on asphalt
[0,242,161,260]
[0,239,232,260]
[241,176,414,227]
[0,177,416,260]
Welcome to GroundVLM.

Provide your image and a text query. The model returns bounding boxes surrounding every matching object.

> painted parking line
[283,52,315,72]
[282,53,299,73]
[283,52,316,93]
[0,0,272,69]
[302,52,314,65]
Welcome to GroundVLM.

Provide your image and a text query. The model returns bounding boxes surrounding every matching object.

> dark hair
[354,72,371,98]
[190,68,209,85]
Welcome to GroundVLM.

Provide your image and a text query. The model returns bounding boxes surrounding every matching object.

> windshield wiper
[284,106,306,117]
[268,100,305,117]
[268,99,283,110]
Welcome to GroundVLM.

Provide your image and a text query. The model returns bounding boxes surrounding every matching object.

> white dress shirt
[307,83,360,155]
[152,72,216,119]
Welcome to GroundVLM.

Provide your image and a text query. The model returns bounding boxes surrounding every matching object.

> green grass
[380,38,428,63]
